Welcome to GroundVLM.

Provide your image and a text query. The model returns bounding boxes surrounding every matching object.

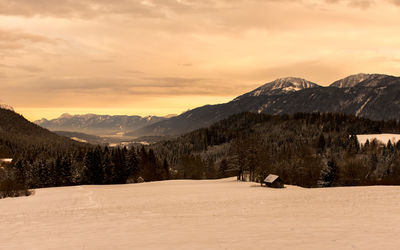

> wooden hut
[0,158,12,168]
[263,174,284,188]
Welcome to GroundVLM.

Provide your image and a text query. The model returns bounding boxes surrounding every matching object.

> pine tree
[162,159,170,180]
[218,159,228,178]
[317,133,326,154]
[84,147,103,184]
[56,156,72,186]
[144,149,158,181]
[126,148,139,180]
[112,147,128,184]
[101,147,113,184]
[317,159,337,187]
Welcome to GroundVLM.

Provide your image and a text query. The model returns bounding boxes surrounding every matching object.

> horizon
[1,0,400,121]
[6,72,398,121]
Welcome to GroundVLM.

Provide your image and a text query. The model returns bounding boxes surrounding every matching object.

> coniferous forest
[153,112,400,187]
[2,107,400,198]
[0,108,168,197]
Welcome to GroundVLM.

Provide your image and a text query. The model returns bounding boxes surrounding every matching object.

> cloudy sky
[1,0,400,121]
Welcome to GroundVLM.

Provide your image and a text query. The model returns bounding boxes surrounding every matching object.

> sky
[0,0,400,121]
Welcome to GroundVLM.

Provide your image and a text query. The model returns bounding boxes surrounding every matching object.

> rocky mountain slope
[234,77,319,100]
[129,74,400,136]
[330,73,388,88]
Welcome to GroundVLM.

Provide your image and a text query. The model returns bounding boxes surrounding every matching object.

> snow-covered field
[357,134,400,145]
[1,178,400,250]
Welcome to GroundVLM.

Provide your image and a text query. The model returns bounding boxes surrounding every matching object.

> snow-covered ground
[1,178,400,250]
[357,134,400,145]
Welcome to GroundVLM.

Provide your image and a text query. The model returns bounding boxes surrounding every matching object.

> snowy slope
[1,178,400,250]
[357,134,400,145]
[330,73,388,88]
[235,77,319,100]
[0,104,14,111]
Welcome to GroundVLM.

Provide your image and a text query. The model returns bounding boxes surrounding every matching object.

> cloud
[0,0,398,22]
[324,0,400,9]
[1,0,400,119]
[17,65,43,73]
[0,0,388,20]
[0,29,55,55]
[388,0,400,6]
[347,0,374,9]
[0,29,52,43]
[0,0,202,19]
[0,63,42,72]
[6,75,239,98]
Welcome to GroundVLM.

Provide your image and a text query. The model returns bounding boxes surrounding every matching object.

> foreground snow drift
[1,178,400,250]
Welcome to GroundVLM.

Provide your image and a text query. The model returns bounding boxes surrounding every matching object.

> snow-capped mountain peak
[0,103,14,111]
[235,77,319,100]
[330,73,389,88]
[267,77,319,92]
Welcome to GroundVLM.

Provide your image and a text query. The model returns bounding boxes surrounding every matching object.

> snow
[357,134,400,145]
[0,104,14,111]
[0,158,13,163]
[355,97,371,116]
[283,86,301,91]
[1,178,400,250]
[71,137,87,143]
[253,90,263,96]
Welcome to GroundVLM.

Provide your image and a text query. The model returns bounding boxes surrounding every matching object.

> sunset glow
[1,0,400,121]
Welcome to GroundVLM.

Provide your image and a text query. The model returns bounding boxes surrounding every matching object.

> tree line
[1,145,170,198]
[3,110,400,198]
[153,112,400,187]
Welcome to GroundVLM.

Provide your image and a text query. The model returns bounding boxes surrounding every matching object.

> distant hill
[0,108,82,158]
[35,114,167,136]
[129,74,400,136]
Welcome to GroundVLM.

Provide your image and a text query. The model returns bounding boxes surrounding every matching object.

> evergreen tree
[218,159,228,178]
[112,147,128,184]
[56,156,72,186]
[126,148,139,180]
[317,133,326,154]
[84,147,103,184]
[162,159,170,180]
[101,147,113,184]
[317,160,337,187]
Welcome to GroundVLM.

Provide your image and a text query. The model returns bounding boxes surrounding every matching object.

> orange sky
[1,0,400,121]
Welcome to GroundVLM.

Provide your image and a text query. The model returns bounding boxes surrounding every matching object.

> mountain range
[35,73,400,137]
[35,114,168,136]
[129,73,400,136]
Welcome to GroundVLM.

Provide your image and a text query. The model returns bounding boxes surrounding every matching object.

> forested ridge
[2,108,400,198]
[153,112,400,187]
[0,108,167,198]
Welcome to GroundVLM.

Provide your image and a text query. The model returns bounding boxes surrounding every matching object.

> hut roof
[264,174,280,183]
[0,158,12,163]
